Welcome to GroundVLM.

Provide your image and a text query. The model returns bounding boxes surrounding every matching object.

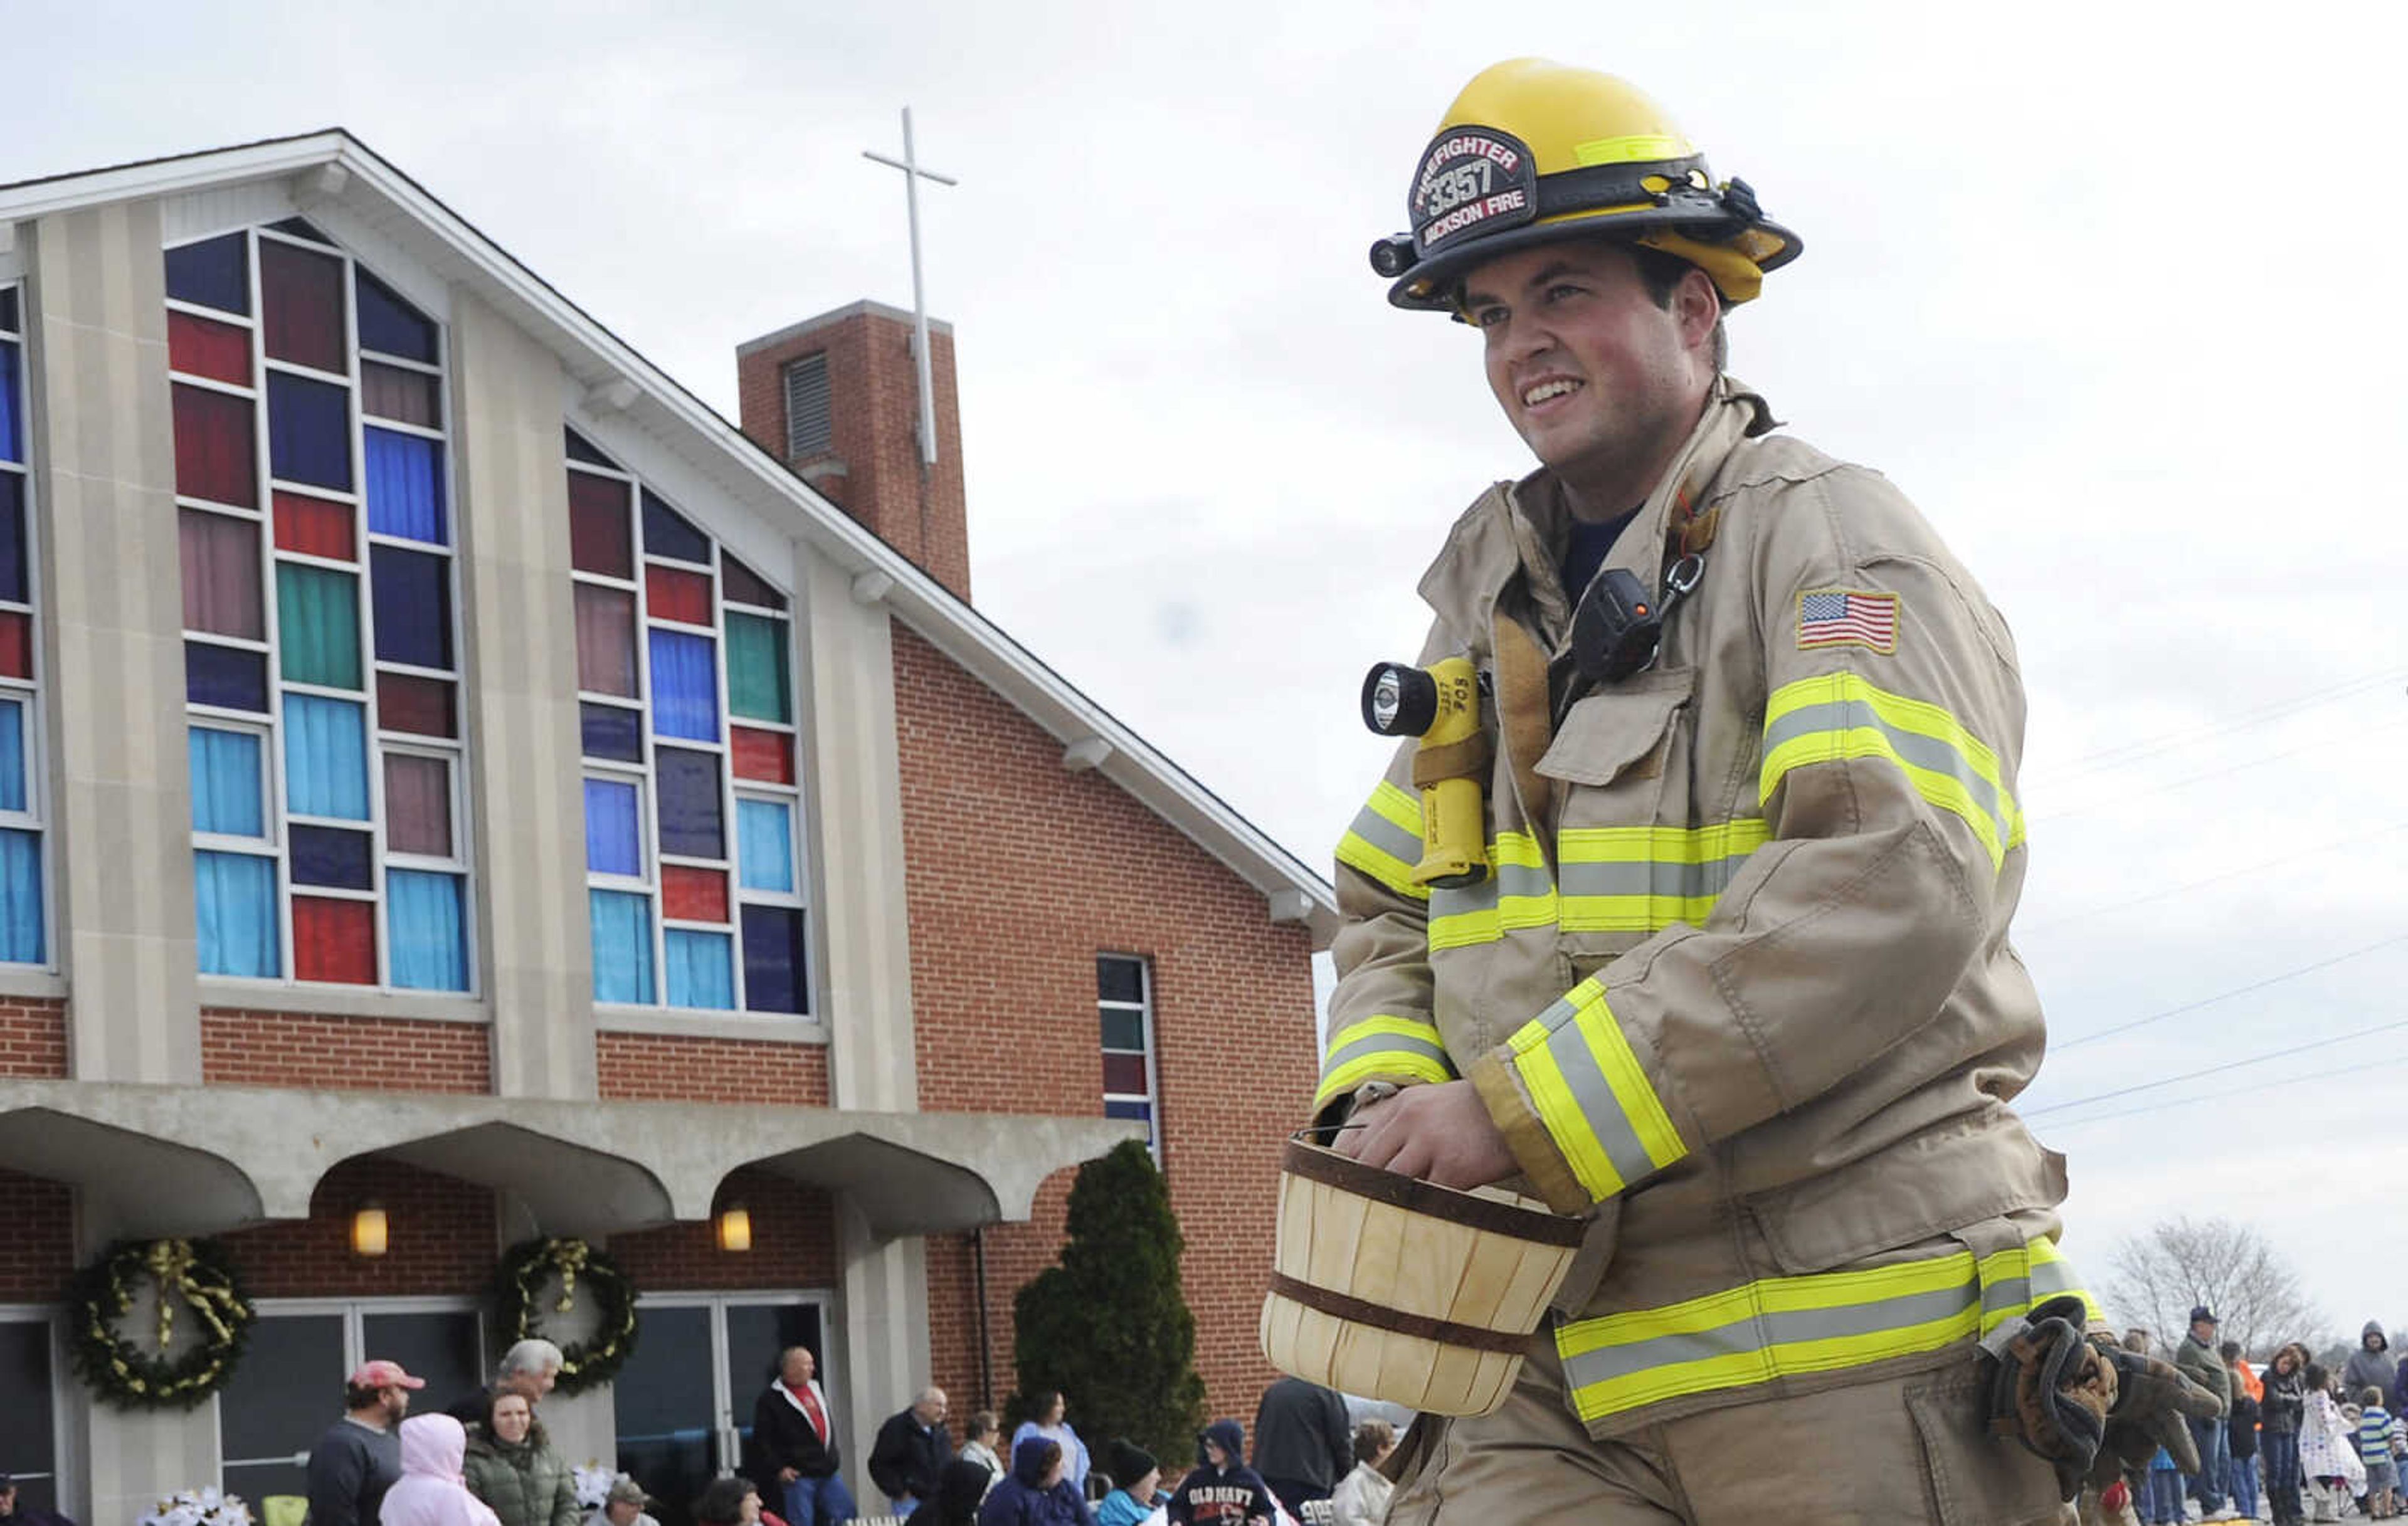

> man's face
[2374,1332,2388,1350]
[2193,1320,2216,1344]
[1462,241,1712,495]
[606,1503,640,1526]
[783,1349,815,1386]
[383,1383,411,1423]
[511,1364,559,1402]
[914,1391,948,1426]
[737,1490,761,1525]
[1,1485,16,1516]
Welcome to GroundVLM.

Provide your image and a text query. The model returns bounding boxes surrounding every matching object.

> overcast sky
[9,1,2407,1340]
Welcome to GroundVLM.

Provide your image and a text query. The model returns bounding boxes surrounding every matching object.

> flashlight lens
[1371,671,1403,731]
[1361,662,1440,737]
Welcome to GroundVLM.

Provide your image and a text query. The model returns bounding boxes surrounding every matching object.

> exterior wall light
[716,1204,753,1253]
[351,1201,389,1258]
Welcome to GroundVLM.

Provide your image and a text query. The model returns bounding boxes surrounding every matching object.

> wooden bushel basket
[1259,1134,1588,1417]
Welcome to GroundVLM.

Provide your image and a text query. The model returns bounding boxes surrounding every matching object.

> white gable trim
[0,132,1339,947]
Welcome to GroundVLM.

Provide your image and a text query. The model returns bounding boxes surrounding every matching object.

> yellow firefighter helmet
[1370,59,1801,311]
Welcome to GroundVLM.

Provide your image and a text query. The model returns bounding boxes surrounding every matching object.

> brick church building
[0,131,1328,1518]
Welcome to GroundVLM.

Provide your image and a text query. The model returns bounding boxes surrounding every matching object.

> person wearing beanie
[1094,1441,1161,1526]
[1167,1421,1275,1526]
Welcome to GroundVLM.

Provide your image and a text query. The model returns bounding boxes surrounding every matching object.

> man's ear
[1677,267,1721,355]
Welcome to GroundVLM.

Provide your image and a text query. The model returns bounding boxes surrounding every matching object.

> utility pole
[862,107,956,470]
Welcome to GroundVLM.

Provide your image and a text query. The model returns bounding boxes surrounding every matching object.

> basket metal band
[1282,1137,1588,1248]
[1265,1273,1536,1355]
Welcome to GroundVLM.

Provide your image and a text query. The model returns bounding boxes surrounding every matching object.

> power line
[2052,932,2408,1051]
[2029,712,2408,826]
[2027,1013,2408,1118]
[2020,819,2408,934]
[2036,1050,2408,1132]
[2024,666,2407,791]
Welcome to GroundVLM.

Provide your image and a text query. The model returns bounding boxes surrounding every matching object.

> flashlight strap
[1410,730,1492,789]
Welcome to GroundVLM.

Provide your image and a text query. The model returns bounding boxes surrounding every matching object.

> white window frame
[165,222,477,996]
[627,1288,840,1481]
[0,1304,74,1513]
[218,1295,484,1475]
[569,443,813,1019]
[1099,954,1162,1164]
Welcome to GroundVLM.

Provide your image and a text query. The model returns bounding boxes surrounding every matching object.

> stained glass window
[168,223,470,991]
[569,430,808,1014]
[1099,955,1159,1159]
[0,285,45,965]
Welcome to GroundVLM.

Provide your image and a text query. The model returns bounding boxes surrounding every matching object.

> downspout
[974,1225,994,1409]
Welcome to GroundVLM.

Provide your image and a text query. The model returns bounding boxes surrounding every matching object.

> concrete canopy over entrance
[0,1079,1138,1238]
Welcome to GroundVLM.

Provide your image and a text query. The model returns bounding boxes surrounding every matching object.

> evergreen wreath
[493,1236,639,1395]
[68,1237,255,1410]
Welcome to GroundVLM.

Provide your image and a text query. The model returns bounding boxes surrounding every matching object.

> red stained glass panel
[259,240,347,375]
[273,490,356,562]
[568,473,633,579]
[172,384,257,507]
[645,564,713,626]
[662,865,729,924]
[0,611,28,679]
[167,311,252,386]
[1103,1053,1150,1096]
[293,895,376,983]
[731,727,793,784]
[376,672,457,738]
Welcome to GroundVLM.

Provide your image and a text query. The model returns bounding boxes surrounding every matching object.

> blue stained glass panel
[0,339,20,463]
[364,428,446,544]
[388,870,468,991]
[564,428,617,468]
[355,268,436,362]
[267,372,352,490]
[580,703,642,763]
[665,928,734,1010]
[165,234,250,316]
[290,824,374,890]
[741,905,806,1014]
[283,694,369,820]
[647,630,719,742]
[0,700,21,814]
[187,726,263,838]
[0,475,26,603]
[186,643,269,712]
[641,490,711,564]
[196,850,278,977]
[737,800,794,894]
[654,748,724,860]
[1106,1099,1153,1123]
[584,778,641,876]
[371,544,452,670]
[589,889,653,1004]
[0,828,39,964]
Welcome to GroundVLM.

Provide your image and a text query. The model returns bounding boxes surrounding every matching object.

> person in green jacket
[462,1389,580,1526]
[2173,1306,2239,1520]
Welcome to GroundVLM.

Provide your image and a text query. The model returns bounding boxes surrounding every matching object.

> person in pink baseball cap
[305,1358,428,1526]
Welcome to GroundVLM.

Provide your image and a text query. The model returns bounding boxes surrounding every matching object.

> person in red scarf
[748,1345,858,1526]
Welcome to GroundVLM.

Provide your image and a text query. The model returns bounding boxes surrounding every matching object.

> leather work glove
[2085,1327,2225,1488]
[1985,1295,2225,1500]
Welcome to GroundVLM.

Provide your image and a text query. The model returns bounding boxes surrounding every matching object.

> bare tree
[2098,1215,2326,1357]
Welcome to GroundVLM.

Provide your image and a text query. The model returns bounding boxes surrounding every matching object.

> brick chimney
[736,300,971,601]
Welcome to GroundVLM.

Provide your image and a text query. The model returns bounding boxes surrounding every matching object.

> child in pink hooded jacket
[381,1414,504,1526]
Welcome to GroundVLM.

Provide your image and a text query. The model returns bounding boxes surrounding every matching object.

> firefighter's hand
[1333,1080,1518,1190]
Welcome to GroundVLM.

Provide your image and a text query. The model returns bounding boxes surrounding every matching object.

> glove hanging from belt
[1984,1295,2225,1502]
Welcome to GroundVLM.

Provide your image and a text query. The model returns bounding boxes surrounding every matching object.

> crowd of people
[289,1341,1395,1526]
[2121,1308,2408,1525]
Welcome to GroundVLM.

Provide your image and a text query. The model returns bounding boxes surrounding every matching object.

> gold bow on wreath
[139,1238,245,1353]
[547,1238,590,1315]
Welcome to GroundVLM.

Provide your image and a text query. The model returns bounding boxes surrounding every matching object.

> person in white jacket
[1328,1422,1395,1526]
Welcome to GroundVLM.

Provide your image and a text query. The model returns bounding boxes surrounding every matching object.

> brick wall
[0,1166,72,1300]
[596,1032,830,1107]
[891,626,1318,1423]
[221,1156,495,1297]
[735,306,971,601]
[608,1166,837,1292]
[0,996,66,1076]
[200,1008,491,1093]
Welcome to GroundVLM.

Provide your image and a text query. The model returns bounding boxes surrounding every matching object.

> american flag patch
[1797,589,1899,652]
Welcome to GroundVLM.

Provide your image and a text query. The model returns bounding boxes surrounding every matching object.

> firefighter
[1318,59,2210,1522]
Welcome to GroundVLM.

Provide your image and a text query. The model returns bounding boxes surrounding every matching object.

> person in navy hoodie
[976,1436,1096,1526]
[1168,1421,1276,1526]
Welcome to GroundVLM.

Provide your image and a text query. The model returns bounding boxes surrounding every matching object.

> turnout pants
[1385,1331,2066,1525]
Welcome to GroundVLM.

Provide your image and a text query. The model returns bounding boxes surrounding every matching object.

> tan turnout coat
[1321,376,2080,1438]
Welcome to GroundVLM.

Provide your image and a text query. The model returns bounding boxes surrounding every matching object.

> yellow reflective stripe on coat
[1557,821,1771,932]
[1504,978,1686,1201]
[1556,1237,2094,1424]
[1760,673,2025,871]
[1428,833,1555,951]
[1314,1014,1457,1109]
[1974,1236,2101,1333]
[1336,780,1430,903]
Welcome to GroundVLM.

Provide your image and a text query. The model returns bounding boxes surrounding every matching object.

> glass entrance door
[613,1296,827,1526]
